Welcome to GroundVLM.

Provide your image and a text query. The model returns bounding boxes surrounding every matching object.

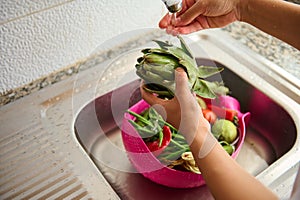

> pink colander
[121,97,250,188]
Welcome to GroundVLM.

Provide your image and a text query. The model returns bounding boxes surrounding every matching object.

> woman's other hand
[159,0,241,35]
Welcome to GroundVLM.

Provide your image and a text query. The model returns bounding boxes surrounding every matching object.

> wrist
[189,126,217,160]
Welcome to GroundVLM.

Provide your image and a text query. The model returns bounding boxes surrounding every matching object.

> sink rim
[72,29,300,198]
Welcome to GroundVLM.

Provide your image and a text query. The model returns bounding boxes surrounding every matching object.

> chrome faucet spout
[161,0,182,13]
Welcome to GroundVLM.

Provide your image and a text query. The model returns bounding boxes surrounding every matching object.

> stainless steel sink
[2,29,298,199]
[74,30,300,199]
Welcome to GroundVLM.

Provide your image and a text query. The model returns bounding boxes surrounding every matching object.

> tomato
[202,109,217,124]
[146,125,172,157]
[207,105,238,122]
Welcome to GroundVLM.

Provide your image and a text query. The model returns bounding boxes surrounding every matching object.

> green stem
[164,148,188,160]
[128,120,155,137]
[170,139,189,150]
[157,119,176,131]
[158,131,163,147]
[127,110,152,126]
[172,133,186,141]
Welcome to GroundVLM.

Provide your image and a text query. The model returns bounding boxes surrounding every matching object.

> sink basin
[1,29,298,199]
[74,30,300,199]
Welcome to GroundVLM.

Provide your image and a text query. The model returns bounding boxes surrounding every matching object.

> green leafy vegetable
[135,36,228,99]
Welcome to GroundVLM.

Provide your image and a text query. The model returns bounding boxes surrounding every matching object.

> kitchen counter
[224,22,300,79]
[0,25,299,199]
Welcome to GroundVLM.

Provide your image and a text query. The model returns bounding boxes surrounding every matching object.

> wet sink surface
[75,57,298,199]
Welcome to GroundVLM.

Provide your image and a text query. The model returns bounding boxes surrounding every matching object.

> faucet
[161,0,182,13]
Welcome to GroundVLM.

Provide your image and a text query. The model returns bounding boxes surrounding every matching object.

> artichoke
[135,36,227,99]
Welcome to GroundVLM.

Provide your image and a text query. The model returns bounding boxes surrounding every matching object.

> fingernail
[175,67,185,73]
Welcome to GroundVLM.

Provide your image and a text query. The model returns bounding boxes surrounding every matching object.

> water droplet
[40,109,47,118]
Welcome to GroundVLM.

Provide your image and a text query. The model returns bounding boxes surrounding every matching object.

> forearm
[190,128,278,200]
[240,0,300,50]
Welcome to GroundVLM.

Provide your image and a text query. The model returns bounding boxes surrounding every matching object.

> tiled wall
[0,0,165,95]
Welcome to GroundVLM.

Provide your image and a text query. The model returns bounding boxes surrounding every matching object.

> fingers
[175,0,206,26]
[173,20,205,34]
[161,0,209,35]
[160,0,237,35]
[159,13,171,29]
[160,13,178,35]
[140,84,165,106]
[160,0,204,33]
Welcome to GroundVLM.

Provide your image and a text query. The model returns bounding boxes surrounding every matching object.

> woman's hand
[159,0,300,50]
[159,0,241,35]
[141,67,210,143]
[142,70,278,200]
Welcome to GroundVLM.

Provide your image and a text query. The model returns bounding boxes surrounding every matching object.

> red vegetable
[146,125,172,157]
[202,109,217,124]
[207,105,238,122]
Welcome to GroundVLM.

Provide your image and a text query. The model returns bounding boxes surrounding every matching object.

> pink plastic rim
[121,97,250,188]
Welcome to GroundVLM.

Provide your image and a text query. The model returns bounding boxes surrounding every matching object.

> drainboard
[74,30,300,200]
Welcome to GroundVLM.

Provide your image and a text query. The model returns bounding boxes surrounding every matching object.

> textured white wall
[0,0,166,94]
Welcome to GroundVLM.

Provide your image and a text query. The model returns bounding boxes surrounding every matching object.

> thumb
[175,68,190,97]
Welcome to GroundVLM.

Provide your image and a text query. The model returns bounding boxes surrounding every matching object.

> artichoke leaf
[197,66,224,79]
[179,59,198,81]
[144,53,179,66]
[143,46,197,83]
[139,67,176,93]
[205,81,230,96]
[141,48,151,54]
[144,71,166,83]
[193,79,216,99]
[147,48,171,55]
[136,70,164,85]
[152,39,173,50]
[153,37,194,64]
[143,63,174,81]
[165,47,196,71]
[178,35,194,59]
[144,53,176,65]
[153,40,197,72]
